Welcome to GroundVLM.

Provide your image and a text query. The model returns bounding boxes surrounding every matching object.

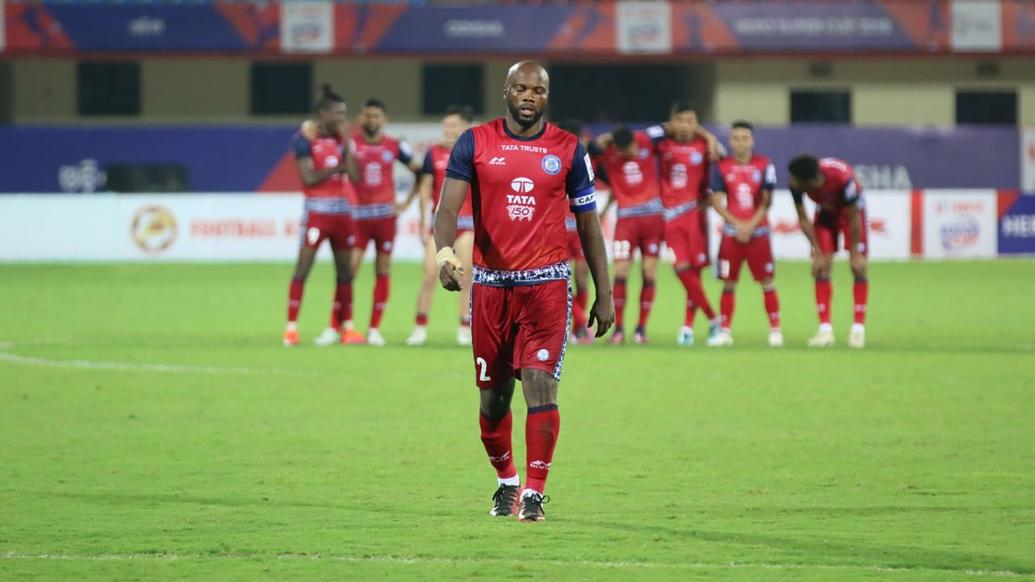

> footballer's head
[442,104,475,143]
[729,120,755,160]
[504,60,549,130]
[360,97,388,138]
[669,100,699,142]
[612,127,637,158]
[788,154,824,190]
[314,84,347,135]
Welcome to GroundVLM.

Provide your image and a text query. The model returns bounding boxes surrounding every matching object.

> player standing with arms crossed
[787,155,869,349]
[348,99,422,346]
[404,105,477,347]
[283,86,356,347]
[435,61,614,521]
[707,121,783,347]
[594,127,664,345]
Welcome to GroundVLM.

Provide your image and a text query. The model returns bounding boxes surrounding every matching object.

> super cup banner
[280,1,334,54]
[922,190,998,258]
[616,1,673,54]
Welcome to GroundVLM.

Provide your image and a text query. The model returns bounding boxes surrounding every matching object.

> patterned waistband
[617,199,663,219]
[458,215,475,230]
[664,200,698,221]
[473,261,571,287]
[565,216,577,231]
[304,197,351,215]
[722,224,770,237]
[352,203,395,220]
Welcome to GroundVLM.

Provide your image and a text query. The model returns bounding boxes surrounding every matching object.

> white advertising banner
[951,0,1002,52]
[1022,128,1035,193]
[710,190,912,261]
[921,190,998,258]
[280,1,334,54]
[616,1,672,54]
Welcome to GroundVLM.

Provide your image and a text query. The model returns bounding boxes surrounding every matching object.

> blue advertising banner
[998,193,1035,255]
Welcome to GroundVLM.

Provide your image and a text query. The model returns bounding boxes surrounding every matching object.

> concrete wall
[5,56,1035,126]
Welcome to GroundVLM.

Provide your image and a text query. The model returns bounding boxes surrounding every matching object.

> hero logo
[940,215,981,251]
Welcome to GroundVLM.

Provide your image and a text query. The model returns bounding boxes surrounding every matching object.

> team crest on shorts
[541,155,562,176]
[536,349,550,362]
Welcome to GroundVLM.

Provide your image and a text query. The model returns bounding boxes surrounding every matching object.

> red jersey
[597,131,662,215]
[649,126,711,212]
[423,143,473,218]
[790,157,862,216]
[349,132,414,219]
[446,118,596,281]
[711,154,777,235]
[291,131,350,214]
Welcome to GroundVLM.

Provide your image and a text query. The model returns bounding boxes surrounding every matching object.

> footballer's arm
[434,177,467,291]
[843,202,867,278]
[575,210,615,337]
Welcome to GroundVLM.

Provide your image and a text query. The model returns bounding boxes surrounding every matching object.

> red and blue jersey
[647,125,711,220]
[349,132,414,220]
[790,157,862,216]
[423,143,473,228]
[291,131,350,215]
[446,118,596,284]
[711,154,777,237]
[593,131,663,218]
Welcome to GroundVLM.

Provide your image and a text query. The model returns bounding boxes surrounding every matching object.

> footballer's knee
[521,369,558,408]
[479,384,514,418]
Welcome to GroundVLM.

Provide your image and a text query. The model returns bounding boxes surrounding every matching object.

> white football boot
[848,325,866,349]
[676,326,695,347]
[457,326,473,346]
[707,329,734,347]
[313,327,341,347]
[807,325,835,348]
[405,326,427,346]
[768,329,784,348]
[367,328,386,347]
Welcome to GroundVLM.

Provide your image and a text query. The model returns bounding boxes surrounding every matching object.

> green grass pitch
[1,259,1034,580]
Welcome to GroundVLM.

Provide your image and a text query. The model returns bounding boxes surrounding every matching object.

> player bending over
[707,121,782,348]
[403,105,477,347]
[434,61,614,521]
[283,85,356,347]
[788,155,869,349]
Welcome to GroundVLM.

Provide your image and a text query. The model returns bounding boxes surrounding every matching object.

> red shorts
[717,235,775,282]
[664,209,710,268]
[566,229,584,261]
[354,216,397,255]
[612,214,663,261]
[470,280,571,389]
[815,209,869,257]
[301,212,354,250]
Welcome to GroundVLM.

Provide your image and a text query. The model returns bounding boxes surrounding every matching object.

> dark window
[422,64,484,116]
[549,64,707,123]
[251,62,312,115]
[106,163,189,193]
[790,89,851,124]
[0,62,12,123]
[956,90,1017,125]
[78,62,141,116]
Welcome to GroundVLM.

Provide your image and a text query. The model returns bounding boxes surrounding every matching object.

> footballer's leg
[406,237,437,346]
[634,219,661,344]
[746,235,782,347]
[847,213,869,349]
[710,236,739,347]
[285,218,324,346]
[367,220,396,346]
[610,238,632,345]
[341,225,369,343]
[315,234,355,346]
[809,218,836,347]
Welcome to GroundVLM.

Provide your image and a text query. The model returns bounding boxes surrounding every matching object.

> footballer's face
[441,113,469,143]
[360,106,386,137]
[504,64,549,130]
[729,127,754,159]
[788,174,825,192]
[669,110,698,141]
[318,102,348,135]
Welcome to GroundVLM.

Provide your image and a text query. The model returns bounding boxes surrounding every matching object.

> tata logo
[510,177,534,193]
[541,154,562,175]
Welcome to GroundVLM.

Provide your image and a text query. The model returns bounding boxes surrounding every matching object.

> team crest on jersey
[691,150,704,165]
[752,169,762,183]
[380,150,393,163]
[541,154,562,176]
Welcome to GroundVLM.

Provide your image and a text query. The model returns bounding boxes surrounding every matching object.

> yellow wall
[7,56,1035,126]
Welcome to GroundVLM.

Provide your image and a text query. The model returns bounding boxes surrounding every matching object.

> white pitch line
[0,552,1026,577]
[0,341,294,376]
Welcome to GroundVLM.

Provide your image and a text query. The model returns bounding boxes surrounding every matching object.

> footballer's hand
[811,253,832,278]
[438,262,463,291]
[301,119,318,140]
[850,252,868,279]
[735,222,753,243]
[587,295,615,338]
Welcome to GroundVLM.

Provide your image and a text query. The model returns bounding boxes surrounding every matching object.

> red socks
[613,277,627,329]
[479,411,517,480]
[330,281,352,330]
[524,404,560,495]
[638,280,655,330]
[719,288,734,330]
[676,267,715,320]
[415,312,428,327]
[572,287,589,330]
[684,299,697,327]
[287,278,304,323]
[854,278,868,325]
[764,287,781,330]
[370,273,390,329]
[815,277,832,325]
